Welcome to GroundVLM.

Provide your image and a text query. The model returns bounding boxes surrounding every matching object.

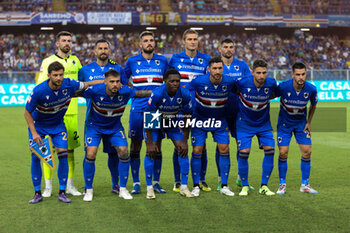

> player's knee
[301,149,311,158]
[118,150,129,161]
[86,152,97,160]
[130,139,142,152]
[193,147,203,154]
[218,144,229,153]
[279,149,289,159]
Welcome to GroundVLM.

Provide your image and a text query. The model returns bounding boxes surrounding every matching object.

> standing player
[124,31,168,194]
[275,62,318,194]
[145,69,193,199]
[235,59,278,197]
[168,29,211,192]
[187,57,235,197]
[78,39,129,195]
[81,69,151,201]
[37,31,82,197]
[25,62,100,203]
[216,38,252,191]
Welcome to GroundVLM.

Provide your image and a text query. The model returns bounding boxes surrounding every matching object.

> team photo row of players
[25,29,318,204]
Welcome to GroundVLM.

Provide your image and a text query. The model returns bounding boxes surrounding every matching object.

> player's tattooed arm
[83,80,104,90]
[304,104,317,136]
[24,109,43,146]
[135,90,152,98]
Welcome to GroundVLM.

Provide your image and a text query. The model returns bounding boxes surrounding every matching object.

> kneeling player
[81,69,151,201]
[275,62,318,194]
[145,69,193,199]
[25,61,101,204]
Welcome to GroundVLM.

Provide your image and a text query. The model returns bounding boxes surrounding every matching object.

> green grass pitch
[0,102,349,232]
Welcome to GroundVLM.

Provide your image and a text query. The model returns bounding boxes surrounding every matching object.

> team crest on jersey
[29,139,33,146]
[237,140,241,148]
[54,91,59,96]
[198,58,203,64]
[91,69,95,73]
[72,60,76,65]
[137,62,141,66]
[62,89,68,95]
[155,60,160,66]
[87,137,92,144]
[222,85,227,91]
[191,137,196,143]
[46,95,50,100]
[264,88,269,94]
[234,65,239,71]
[118,95,123,101]
[278,137,282,143]
[177,98,182,104]
[304,92,309,98]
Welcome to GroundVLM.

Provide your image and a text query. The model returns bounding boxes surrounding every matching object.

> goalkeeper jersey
[37,54,82,115]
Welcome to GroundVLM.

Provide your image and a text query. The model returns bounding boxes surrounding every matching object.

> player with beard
[124,31,168,197]
[79,39,129,195]
[37,31,82,198]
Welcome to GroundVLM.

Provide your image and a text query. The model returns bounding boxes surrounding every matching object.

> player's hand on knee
[147,142,159,159]
[178,141,188,158]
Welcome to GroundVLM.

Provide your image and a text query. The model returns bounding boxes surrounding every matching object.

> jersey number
[120,130,126,139]
[74,131,79,141]
[61,132,67,141]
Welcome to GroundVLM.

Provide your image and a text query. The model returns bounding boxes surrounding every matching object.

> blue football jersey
[82,84,135,133]
[168,51,210,86]
[78,60,129,123]
[124,53,168,111]
[223,58,251,78]
[26,78,84,126]
[236,75,278,130]
[276,79,318,125]
[186,74,235,120]
[147,84,192,116]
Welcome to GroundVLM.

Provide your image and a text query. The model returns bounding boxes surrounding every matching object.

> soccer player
[145,69,193,199]
[186,57,236,197]
[37,31,82,197]
[235,59,278,196]
[25,62,101,204]
[216,38,252,191]
[124,31,168,194]
[275,62,318,194]
[168,29,211,192]
[78,39,129,195]
[81,69,151,201]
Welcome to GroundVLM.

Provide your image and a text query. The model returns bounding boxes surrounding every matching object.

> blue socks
[144,154,154,186]
[31,154,42,191]
[278,156,288,184]
[173,149,181,183]
[118,156,130,188]
[238,152,249,186]
[200,149,207,182]
[130,152,140,183]
[301,156,311,185]
[261,149,275,185]
[83,155,96,189]
[153,153,162,182]
[215,146,220,177]
[108,153,119,188]
[57,151,68,191]
[178,155,189,185]
[191,152,201,185]
[219,152,230,185]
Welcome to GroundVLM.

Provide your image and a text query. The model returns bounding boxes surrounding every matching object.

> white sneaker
[276,184,287,195]
[119,188,133,200]
[191,186,200,197]
[42,188,52,197]
[146,187,156,199]
[83,189,93,202]
[179,186,194,198]
[300,184,318,194]
[66,186,82,196]
[220,186,235,196]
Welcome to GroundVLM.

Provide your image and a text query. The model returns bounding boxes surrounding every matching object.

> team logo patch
[191,137,196,143]
[304,92,309,99]
[155,60,160,65]
[198,58,203,64]
[177,98,182,104]
[29,139,33,146]
[143,110,161,129]
[234,65,239,71]
[278,137,282,143]
[62,89,68,95]
[87,137,92,144]
[72,60,76,65]
[237,140,241,148]
[177,64,182,69]
[222,85,227,91]
[130,130,136,137]
[264,88,269,94]
[118,95,123,101]
[148,98,152,105]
